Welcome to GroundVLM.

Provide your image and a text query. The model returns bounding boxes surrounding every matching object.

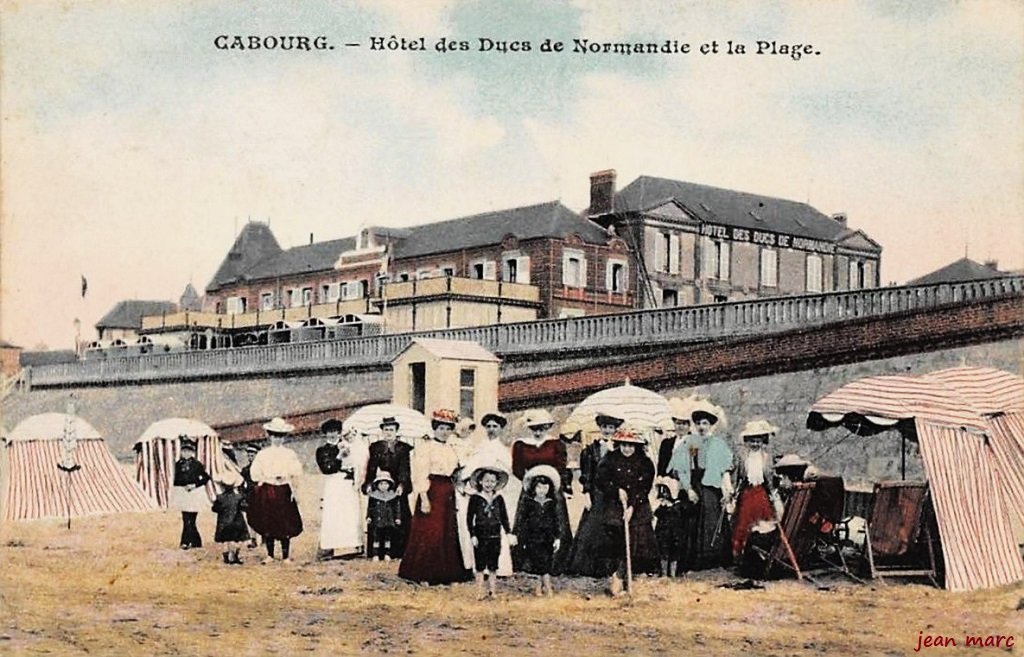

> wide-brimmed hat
[372,471,395,488]
[215,469,243,487]
[690,400,726,427]
[611,428,646,444]
[655,476,679,499]
[522,409,555,428]
[523,464,561,492]
[740,419,778,441]
[178,436,198,451]
[469,466,509,492]
[263,417,295,435]
[480,413,508,428]
[776,453,808,468]
[379,416,400,430]
[594,412,624,429]
[431,409,458,428]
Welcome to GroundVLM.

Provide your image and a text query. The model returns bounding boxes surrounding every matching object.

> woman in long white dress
[317,420,369,559]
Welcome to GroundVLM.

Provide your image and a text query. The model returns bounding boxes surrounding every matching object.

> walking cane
[620,489,633,596]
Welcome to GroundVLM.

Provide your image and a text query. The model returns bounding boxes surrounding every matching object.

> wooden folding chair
[862,481,940,587]
[752,476,848,582]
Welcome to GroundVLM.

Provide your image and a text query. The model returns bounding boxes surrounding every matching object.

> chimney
[589,169,616,216]
[984,259,999,271]
[309,232,314,245]
[831,212,847,225]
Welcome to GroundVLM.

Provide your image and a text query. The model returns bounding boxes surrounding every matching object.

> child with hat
[466,465,514,599]
[653,477,684,578]
[513,464,567,596]
[366,471,402,561]
[172,436,211,550]
[211,469,250,564]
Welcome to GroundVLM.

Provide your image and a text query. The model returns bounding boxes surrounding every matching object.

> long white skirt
[320,473,363,551]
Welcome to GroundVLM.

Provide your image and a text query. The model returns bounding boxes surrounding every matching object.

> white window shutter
[701,238,714,279]
[518,256,530,284]
[721,242,731,280]
[669,234,680,274]
[864,260,875,288]
[605,261,613,291]
[483,261,497,281]
[580,257,588,288]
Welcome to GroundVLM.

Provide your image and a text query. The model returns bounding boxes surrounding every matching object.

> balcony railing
[27,276,1024,387]
[379,276,540,303]
[140,299,375,332]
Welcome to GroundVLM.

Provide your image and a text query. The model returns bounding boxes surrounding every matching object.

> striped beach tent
[1,413,156,522]
[808,367,1024,592]
[133,418,238,508]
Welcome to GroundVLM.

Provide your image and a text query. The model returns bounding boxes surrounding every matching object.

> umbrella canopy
[566,381,674,437]
[7,413,102,442]
[806,367,1024,592]
[342,404,431,443]
[135,418,218,445]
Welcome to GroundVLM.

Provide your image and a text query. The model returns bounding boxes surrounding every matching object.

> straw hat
[430,409,458,428]
[469,465,510,492]
[522,409,555,429]
[775,454,808,469]
[740,419,778,438]
[611,428,646,444]
[263,417,295,435]
[690,399,727,428]
[372,471,395,489]
[523,464,561,492]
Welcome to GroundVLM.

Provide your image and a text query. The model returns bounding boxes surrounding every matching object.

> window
[863,261,875,289]
[398,272,410,282]
[470,260,496,280]
[260,292,275,310]
[226,296,246,314]
[713,294,728,303]
[849,260,864,290]
[661,289,678,307]
[301,287,313,306]
[805,255,823,293]
[703,239,730,280]
[321,284,331,303]
[472,263,485,279]
[459,368,475,419]
[442,267,455,278]
[606,259,628,293]
[416,269,433,280]
[359,279,370,298]
[505,258,518,283]
[659,233,671,272]
[288,288,304,308]
[562,249,586,288]
[760,248,778,287]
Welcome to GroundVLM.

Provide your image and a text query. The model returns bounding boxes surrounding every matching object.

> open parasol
[342,404,432,443]
[565,379,674,443]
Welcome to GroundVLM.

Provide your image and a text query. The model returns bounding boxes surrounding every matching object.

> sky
[2,0,1022,350]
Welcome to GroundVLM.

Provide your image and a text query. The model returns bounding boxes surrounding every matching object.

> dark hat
[594,413,625,429]
[470,466,509,492]
[178,436,198,451]
[379,416,401,430]
[480,413,507,428]
[321,419,344,435]
[431,409,458,429]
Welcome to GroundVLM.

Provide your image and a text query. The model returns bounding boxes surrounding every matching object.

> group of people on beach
[172,398,814,597]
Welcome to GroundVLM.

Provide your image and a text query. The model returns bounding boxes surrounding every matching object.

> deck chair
[862,481,939,587]
[748,476,848,582]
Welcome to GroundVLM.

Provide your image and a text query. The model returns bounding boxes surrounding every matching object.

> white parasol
[566,380,675,443]
[342,404,432,443]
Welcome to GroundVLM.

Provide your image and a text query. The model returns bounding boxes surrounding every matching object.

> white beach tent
[1,413,156,521]
[133,418,239,508]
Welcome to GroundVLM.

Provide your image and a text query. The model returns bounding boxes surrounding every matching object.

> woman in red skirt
[248,417,304,564]
[730,419,784,561]
[398,409,472,585]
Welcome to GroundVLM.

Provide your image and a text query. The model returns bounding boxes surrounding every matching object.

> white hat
[263,417,295,435]
[523,464,561,492]
[668,395,698,422]
[740,419,779,439]
[655,476,680,499]
[776,454,808,468]
[690,399,728,429]
[522,408,556,428]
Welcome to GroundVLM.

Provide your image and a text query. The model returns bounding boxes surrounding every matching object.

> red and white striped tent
[133,418,238,508]
[808,366,1024,592]
[1,413,156,522]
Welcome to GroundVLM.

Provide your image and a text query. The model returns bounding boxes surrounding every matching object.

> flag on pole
[80,275,88,298]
